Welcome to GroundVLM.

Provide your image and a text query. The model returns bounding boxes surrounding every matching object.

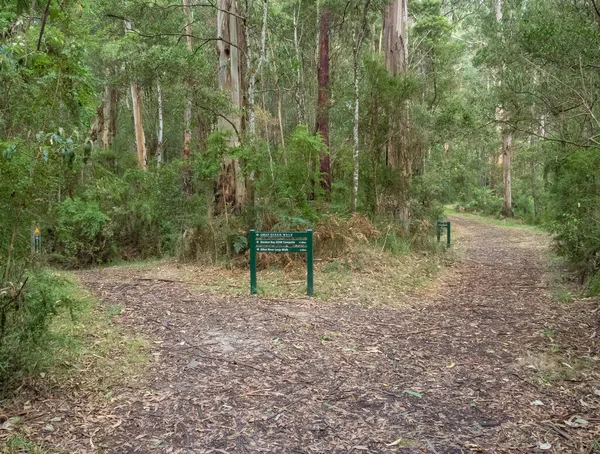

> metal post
[447,222,451,247]
[250,230,257,294]
[307,229,314,296]
[437,223,441,243]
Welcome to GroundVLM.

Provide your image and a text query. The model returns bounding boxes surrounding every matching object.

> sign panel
[249,229,313,296]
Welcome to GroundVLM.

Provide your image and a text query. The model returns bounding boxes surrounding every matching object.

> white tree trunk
[130,83,147,169]
[124,20,147,169]
[157,82,164,165]
[502,134,512,216]
[352,30,360,212]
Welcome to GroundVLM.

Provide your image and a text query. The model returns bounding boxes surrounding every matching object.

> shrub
[54,197,114,267]
[0,269,78,395]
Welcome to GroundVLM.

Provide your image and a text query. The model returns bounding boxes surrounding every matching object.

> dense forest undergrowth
[1,0,600,427]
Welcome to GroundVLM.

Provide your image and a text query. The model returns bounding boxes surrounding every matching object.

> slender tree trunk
[315,7,331,194]
[268,35,286,149]
[216,0,246,212]
[496,0,512,217]
[130,83,147,169]
[351,1,371,212]
[502,134,513,216]
[182,0,195,194]
[101,85,112,149]
[157,82,164,165]
[293,5,306,125]
[102,81,118,150]
[352,33,360,211]
[248,0,269,136]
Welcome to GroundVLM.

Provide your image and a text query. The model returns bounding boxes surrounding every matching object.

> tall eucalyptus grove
[1,0,599,289]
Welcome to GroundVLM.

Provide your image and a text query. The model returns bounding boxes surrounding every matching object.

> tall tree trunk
[383,0,410,226]
[351,1,371,212]
[130,83,147,169]
[102,82,118,150]
[216,0,246,212]
[383,0,408,76]
[496,0,513,217]
[315,7,331,194]
[183,0,193,160]
[293,5,306,125]
[157,81,164,165]
[182,0,195,195]
[247,0,269,136]
[502,134,513,216]
[352,32,360,212]
[124,21,147,169]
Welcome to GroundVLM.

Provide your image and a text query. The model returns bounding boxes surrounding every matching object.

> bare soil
[4,215,600,453]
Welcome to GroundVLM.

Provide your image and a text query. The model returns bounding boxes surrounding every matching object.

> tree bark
[496,0,513,217]
[293,5,306,125]
[157,82,164,165]
[383,0,410,226]
[352,33,360,212]
[130,83,147,169]
[182,0,195,195]
[502,134,513,216]
[216,0,246,212]
[315,7,331,194]
[102,82,118,150]
[248,0,269,136]
[383,0,408,76]
[124,20,147,169]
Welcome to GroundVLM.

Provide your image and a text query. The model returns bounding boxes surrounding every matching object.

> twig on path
[266,393,307,421]
[426,439,440,454]
[135,277,190,284]
[374,323,460,336]
[378,389,404,399]
[546,423,571,440]
[348,436,367,453]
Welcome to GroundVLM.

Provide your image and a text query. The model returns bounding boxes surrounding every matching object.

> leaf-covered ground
[3,215,600,453]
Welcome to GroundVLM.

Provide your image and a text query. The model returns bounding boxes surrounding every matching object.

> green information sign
[437,221,451,247]
[249,229,313,296]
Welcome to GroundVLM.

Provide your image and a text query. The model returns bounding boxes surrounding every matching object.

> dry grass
[138,241,451,306]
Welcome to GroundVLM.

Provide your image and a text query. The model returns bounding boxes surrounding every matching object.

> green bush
[55,197,114,267]
[0,269,79,395]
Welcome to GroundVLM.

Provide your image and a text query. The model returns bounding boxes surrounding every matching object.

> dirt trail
[12,216,600,453]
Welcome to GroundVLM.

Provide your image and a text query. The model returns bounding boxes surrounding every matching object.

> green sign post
[437,221,451,247]
[249,230,314,296]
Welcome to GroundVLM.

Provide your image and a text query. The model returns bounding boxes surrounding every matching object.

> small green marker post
[250,230,257,294]
[307,229,313,296]
[437,221,451,247]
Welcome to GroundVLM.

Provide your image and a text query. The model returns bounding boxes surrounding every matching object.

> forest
[1,0,600,451]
